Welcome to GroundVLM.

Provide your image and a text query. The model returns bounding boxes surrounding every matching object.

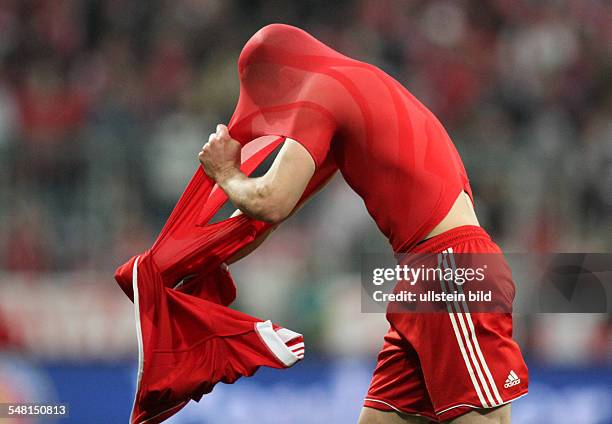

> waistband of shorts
[403,225,491,254]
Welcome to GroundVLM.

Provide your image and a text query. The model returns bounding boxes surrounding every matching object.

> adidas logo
[504,370,521,388]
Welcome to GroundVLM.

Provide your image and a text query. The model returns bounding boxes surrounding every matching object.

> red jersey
[229,24,472,252]
[115,136,332,423]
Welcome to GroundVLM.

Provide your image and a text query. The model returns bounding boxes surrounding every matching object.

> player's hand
[199,124,242,183]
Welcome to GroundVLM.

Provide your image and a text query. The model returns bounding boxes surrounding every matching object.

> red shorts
[364,226,528,422]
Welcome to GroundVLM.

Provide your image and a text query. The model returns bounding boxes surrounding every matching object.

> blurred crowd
[0,0,611,363]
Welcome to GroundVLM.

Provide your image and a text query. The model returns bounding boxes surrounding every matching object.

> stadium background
[0,0,611,422]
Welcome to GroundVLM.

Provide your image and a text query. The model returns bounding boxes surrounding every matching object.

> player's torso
[325,62,471,251]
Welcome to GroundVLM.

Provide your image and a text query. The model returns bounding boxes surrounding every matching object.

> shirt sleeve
[228,67,337,168]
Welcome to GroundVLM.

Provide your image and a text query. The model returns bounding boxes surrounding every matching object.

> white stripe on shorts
[437,248,503,408]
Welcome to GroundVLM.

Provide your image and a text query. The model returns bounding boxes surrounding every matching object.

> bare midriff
[425,191,480,240]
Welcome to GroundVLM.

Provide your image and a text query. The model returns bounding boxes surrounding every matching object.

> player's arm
[199,124,316,224]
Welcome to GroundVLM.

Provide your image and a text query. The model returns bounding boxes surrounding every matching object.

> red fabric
[128,255,304,424]
[114,135,334,423]
[365,226,528,422]
[229,24,473,252]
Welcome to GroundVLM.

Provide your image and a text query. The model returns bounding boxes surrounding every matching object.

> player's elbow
[257,208,288,224]
[249,203,290,224]
[252,200,291,224]
[247,182,292,224]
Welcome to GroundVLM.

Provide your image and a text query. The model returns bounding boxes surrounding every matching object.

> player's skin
[199,124,510,424]
[357,404,510,424]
